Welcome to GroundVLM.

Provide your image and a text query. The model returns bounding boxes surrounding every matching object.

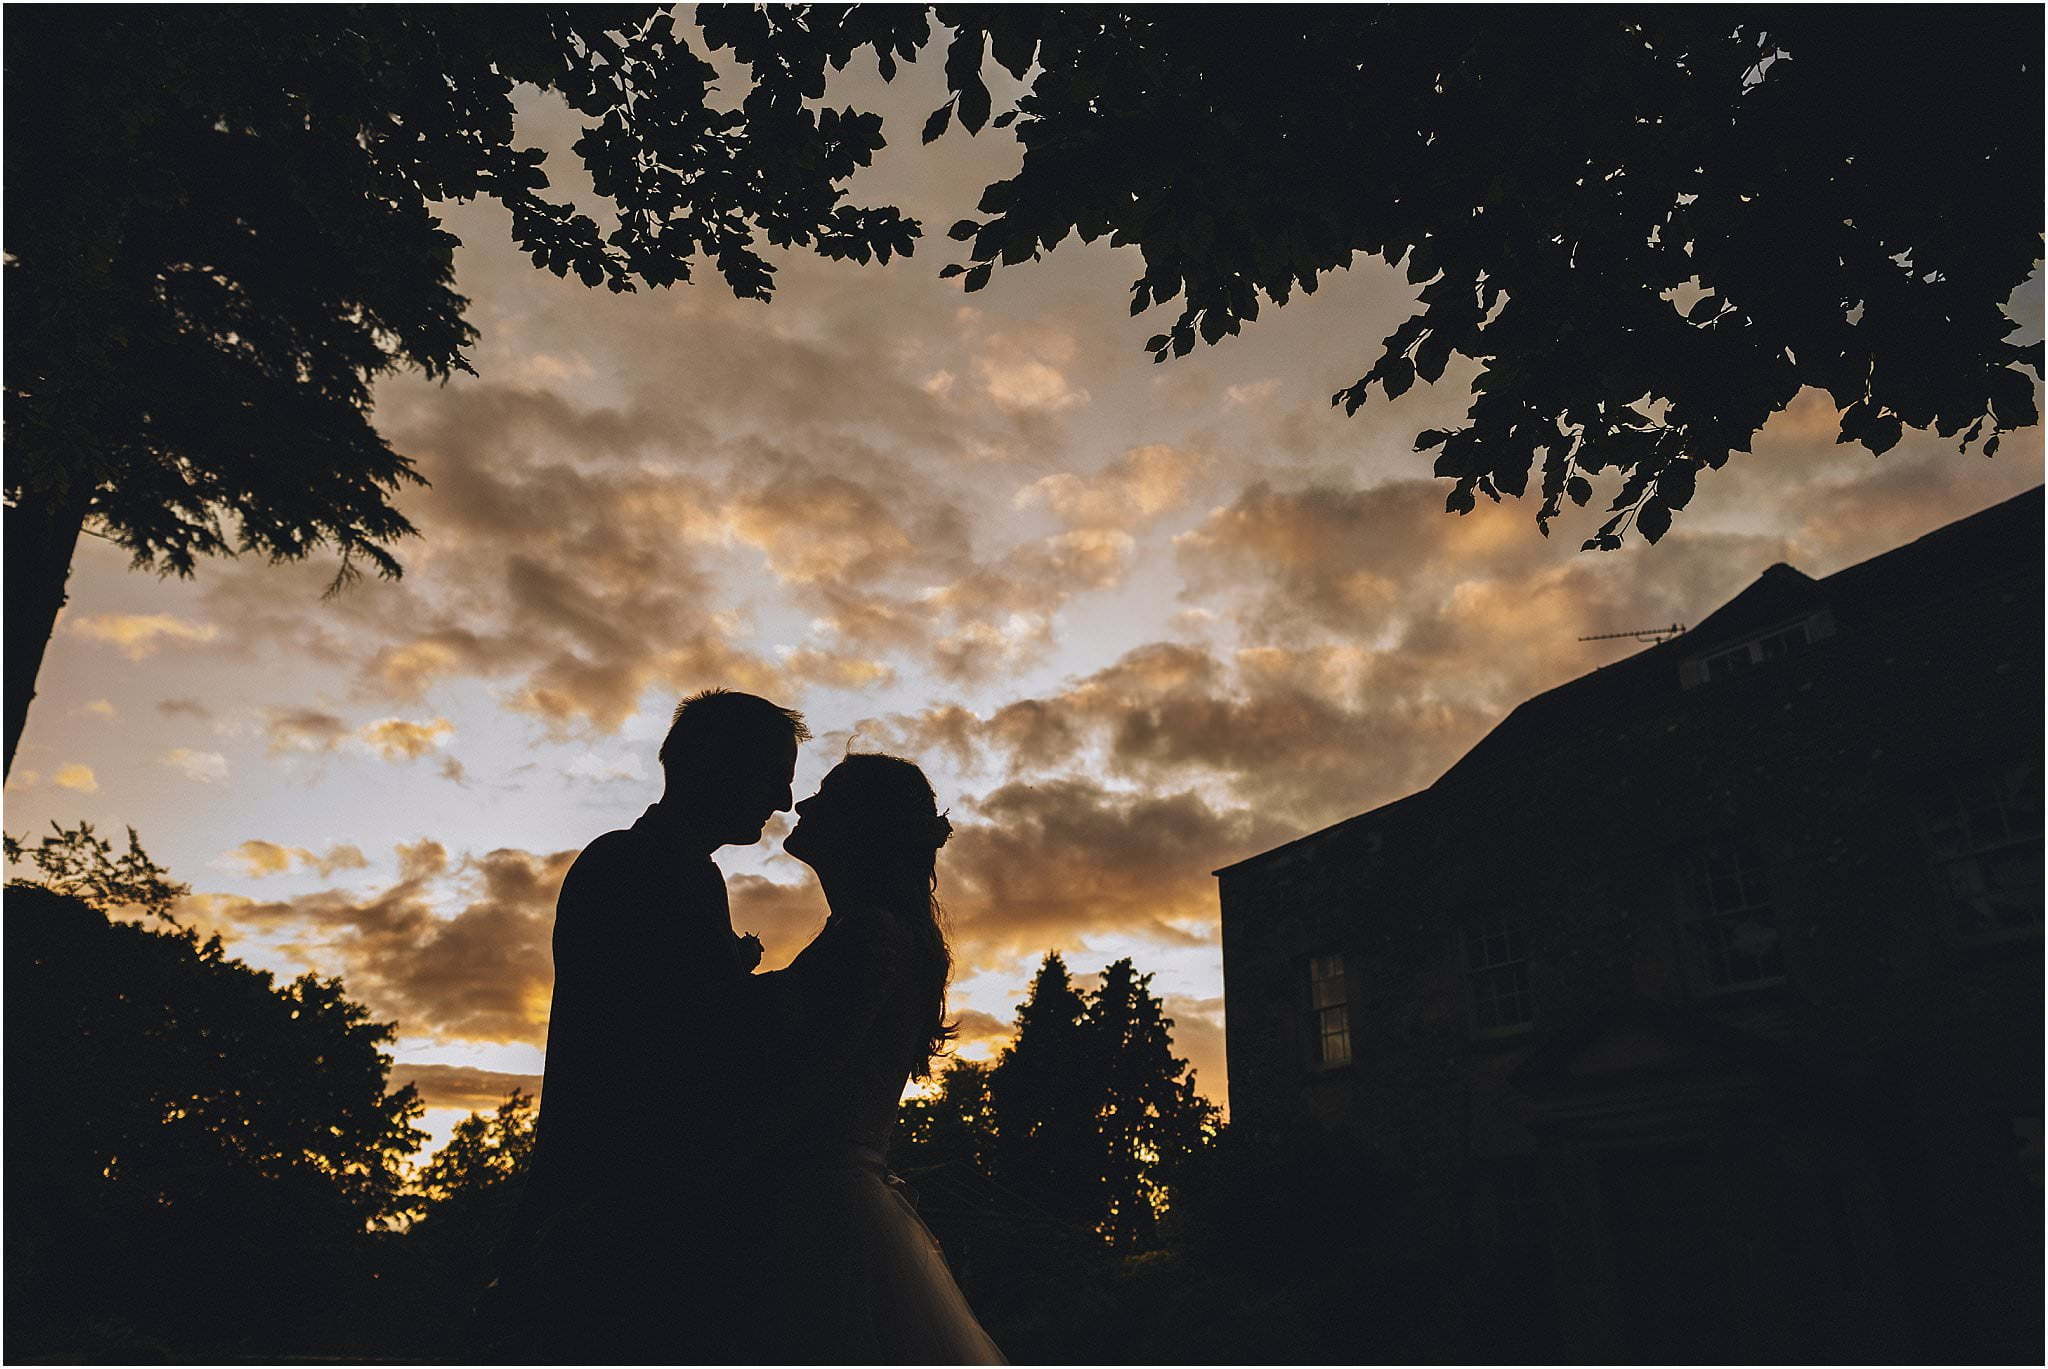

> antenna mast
[1578,623,1686,645]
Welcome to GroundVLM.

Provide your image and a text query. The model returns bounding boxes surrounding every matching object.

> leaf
[992,109,1018,129]
[922,102,953,144]
[1414,332,1453,383]
[1414,429,1450,451]
[958,79,992,134]
[1659,460,1696,510]
[1381,356,1414,400]
[1405,240,1436,285]
[1862,413,1902,455]
[1636,497,1672,543]
[963,263,993,292]
[1567,475,1592,506]
[948,219,980,242]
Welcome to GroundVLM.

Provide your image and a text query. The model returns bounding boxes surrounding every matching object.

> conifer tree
[1086,958,1219,1249]
[987,952,1102,1227]
[897,1059,997,1179]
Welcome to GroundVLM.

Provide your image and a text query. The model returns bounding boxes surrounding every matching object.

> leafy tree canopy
[413,1088,539,1214]
[7,882,425,1357]
[717,6,2043,545]
[5,4,918,587]
[4,819,190,920]
[2,4,929,773]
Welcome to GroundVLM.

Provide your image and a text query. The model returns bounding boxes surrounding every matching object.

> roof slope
[1218,484,2042,877]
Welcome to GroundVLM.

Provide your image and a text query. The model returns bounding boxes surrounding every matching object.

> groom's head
[658,689,809,848]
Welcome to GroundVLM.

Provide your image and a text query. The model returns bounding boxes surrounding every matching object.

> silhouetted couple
[481,690,1003,1365]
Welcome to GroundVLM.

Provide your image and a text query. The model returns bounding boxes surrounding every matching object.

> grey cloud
[940,778,1293,964]
[265,708,352,754]
[191,843,571,1046]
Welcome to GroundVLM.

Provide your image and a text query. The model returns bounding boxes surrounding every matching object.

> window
[1703,622,1810,682]
[1682,844,1785,989]
[1307,954,1351,1067]
[1918,766,2042,939]
[1684,614,1833,689]
[1464,919,1533,1032]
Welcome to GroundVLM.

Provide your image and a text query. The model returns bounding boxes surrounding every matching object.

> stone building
[1216,488,2042,1361]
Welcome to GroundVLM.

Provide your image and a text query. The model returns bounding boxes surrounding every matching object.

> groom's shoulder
[560,826,648,900]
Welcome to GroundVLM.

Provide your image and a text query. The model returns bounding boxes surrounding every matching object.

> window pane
[1920,767,2044,937]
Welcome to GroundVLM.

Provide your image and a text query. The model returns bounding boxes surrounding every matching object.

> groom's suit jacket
[517,804,768,1232]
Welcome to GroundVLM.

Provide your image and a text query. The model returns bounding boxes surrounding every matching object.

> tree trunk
[5,486,93,780]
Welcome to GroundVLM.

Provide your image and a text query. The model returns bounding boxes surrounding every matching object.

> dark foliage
[5,884,424,1361]
[4,819,190,921]
[986,951,1101,1228]
[981,954,1219,1245]
[1086,958,1219,1248]
[718,7,2042,545]
[2,6,917,773]
[894,953,1220,1359]
[383,1091,540,1360]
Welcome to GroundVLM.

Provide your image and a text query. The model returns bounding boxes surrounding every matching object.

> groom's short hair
[659,689,810,778]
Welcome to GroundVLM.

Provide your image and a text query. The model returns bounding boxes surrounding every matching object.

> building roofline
[1212,788,1432,876]
[1211,484,2042,880]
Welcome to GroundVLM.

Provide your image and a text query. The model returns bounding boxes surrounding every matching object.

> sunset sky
[7,51,2041,1151]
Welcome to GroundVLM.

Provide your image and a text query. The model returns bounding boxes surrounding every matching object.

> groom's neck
[646,798,722,860]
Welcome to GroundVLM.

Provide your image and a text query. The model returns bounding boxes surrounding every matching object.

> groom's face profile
[674,734,797,850]
[724,736,799,846]
[658,690,809,849]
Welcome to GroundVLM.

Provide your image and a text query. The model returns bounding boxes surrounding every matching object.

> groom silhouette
[482,689,808,1363]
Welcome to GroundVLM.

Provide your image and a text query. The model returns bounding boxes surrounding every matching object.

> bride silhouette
[761,753,1005,1364]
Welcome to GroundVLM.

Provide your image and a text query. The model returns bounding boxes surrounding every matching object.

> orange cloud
[1016,443,1206,528]
[52,763,97,793]
[359,717,455,761]
[229,839,371,879]
[69,612,220,659]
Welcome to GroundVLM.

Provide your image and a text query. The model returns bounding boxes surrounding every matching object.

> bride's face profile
[785,754,940,882]
[782,777,844,870]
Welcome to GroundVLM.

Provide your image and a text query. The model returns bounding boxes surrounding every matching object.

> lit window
[1682,844,1784,989]
[1464,919,1533,1031]
[1307,954,1350,1067]
[1918,767,2042,939]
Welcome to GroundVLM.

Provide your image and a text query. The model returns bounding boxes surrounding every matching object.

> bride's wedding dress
[762,907,1005,1365]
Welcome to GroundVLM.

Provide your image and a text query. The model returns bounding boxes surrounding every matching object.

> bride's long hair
[829,752,956,1077]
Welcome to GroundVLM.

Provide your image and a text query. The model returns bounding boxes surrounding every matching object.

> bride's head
[784,752,950,882]
[784,752,956,1074]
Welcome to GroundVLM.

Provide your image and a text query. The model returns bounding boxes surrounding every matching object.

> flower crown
[928,810,954,851]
